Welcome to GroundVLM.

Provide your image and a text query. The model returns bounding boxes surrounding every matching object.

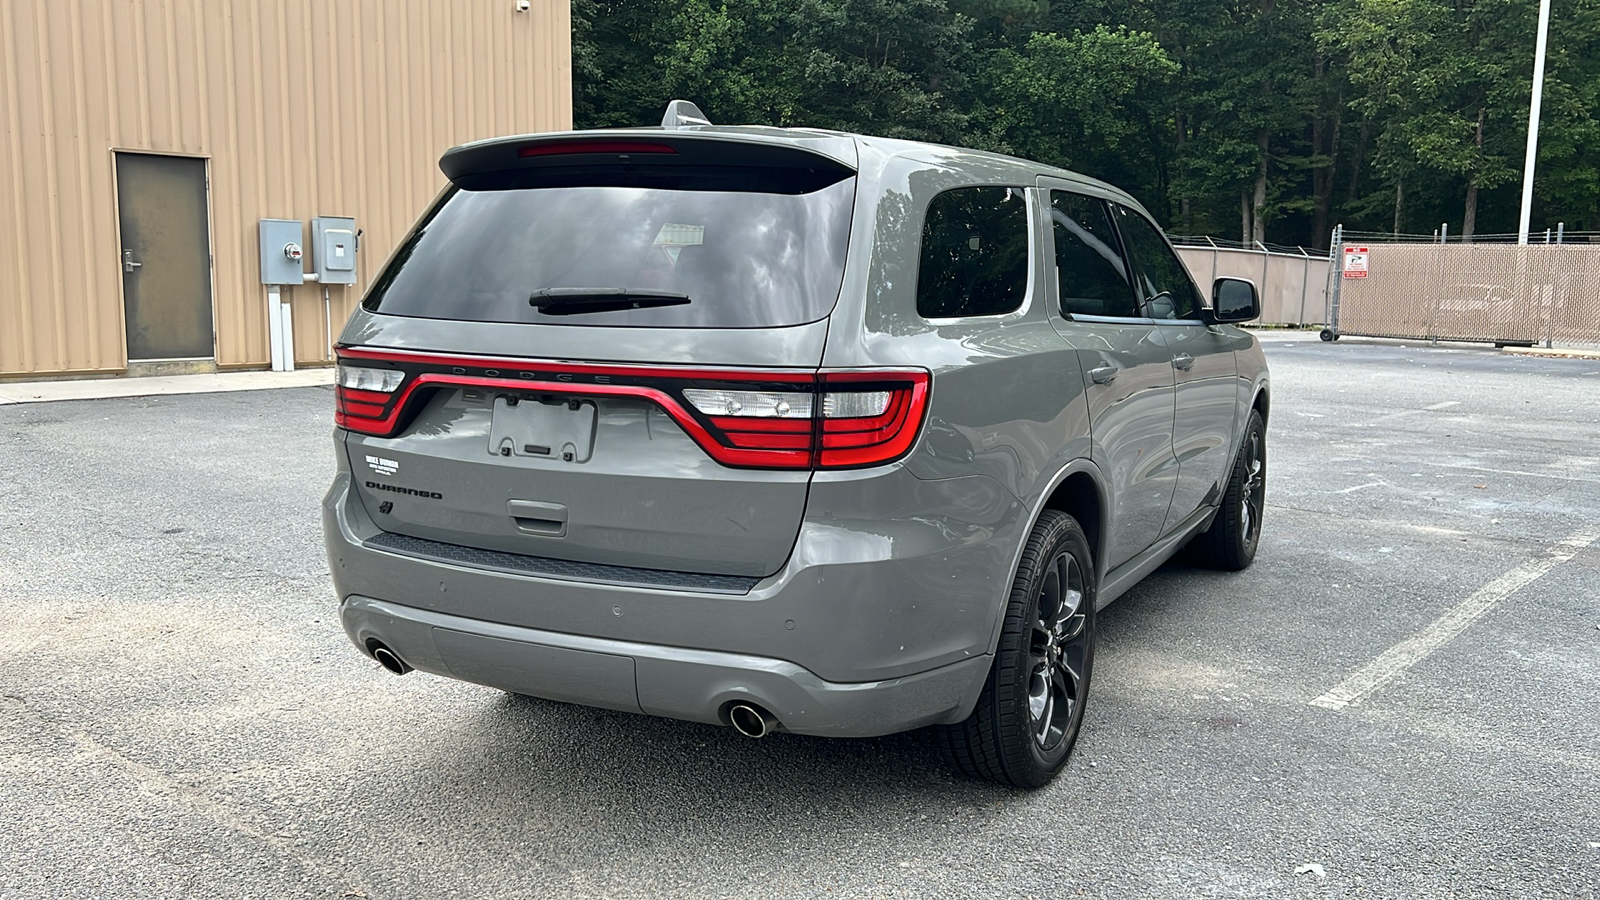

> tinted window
[1050,191,1139,317]
[1112,205,1205,319]
[362,176,855,328]
[1107,204,1203,318]
[916,187,1029,319]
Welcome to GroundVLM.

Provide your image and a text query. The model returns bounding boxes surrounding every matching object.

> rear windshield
[362,175,856,328]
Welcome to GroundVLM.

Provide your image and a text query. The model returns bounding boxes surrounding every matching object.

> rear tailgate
[336,131,861,579]
[340,347,823,577]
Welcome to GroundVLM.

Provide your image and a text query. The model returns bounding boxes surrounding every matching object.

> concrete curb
[1500,346,1600,360]
[1251,329,1600,358]
[0,368,333,405]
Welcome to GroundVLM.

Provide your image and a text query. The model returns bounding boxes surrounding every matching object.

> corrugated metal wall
[0,0,572,377]
[1176,246,1333,326]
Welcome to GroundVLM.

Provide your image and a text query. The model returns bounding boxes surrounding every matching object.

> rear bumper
[325,447,1029,737]
[341,595,991,737]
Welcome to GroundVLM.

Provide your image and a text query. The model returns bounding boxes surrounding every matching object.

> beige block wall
[0,0,572,377]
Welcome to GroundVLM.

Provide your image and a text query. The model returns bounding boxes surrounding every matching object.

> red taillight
[817,372,925,468]
[333,349,929,470]
[517,140,677,158]
[334,363,406,433]
[689,374,928,468]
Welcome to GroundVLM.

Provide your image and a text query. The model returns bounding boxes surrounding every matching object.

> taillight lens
[332,349,929,470]
[334,364,406,432]
[814,372,927,468]
[683,389,814,419]
[823,391,891,418]
[336,365,404,392]
[689,375,927,468]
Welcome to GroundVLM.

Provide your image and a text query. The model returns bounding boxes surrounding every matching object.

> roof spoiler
[661,100,711,129]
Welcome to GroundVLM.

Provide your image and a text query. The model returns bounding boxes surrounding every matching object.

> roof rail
[661,100,711,129]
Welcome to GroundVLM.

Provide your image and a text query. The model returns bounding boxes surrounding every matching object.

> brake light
[333,349,930,470]
[687,376,927,467]
[518,140,677,157]
[816,372,925,468]
[334,364,407,430]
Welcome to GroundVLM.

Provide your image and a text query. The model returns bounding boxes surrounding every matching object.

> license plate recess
[488,396,598,462]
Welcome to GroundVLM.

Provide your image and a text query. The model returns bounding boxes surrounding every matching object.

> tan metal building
[1,0,572,379]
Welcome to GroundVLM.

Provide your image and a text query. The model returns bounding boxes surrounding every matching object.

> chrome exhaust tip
[728,702,778,738]
[369,642,411,675]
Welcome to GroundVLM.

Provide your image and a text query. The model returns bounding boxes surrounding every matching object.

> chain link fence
[1330,233,1600,347]
[1171,230,1600,347]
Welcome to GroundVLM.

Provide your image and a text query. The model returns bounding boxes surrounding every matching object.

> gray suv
[325,103,1269,788]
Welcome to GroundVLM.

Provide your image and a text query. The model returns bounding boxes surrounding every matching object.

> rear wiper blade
[529,287,692,315]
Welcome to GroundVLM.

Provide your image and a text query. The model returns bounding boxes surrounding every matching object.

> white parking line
[1332,481,1387,494]
[1421,460,1600,485]
[1310,525,1600,710]
[1369,400,1461,424]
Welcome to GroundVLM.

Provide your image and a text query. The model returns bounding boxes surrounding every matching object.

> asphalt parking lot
[2,333,1597,899]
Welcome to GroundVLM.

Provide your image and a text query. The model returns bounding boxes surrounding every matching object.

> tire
[937,510,1096,789]
[1193,409,1266,571]
[1319,328,1336,342]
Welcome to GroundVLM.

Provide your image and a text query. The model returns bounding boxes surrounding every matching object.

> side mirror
[1209,277,1259,324]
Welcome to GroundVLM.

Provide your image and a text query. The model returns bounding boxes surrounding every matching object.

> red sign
[1343,246,1370,278]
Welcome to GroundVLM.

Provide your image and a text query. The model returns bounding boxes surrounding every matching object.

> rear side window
[1112,205,1205,320]
[1050,191,1139,318]
[916,187,1029,319]
[362,174,855,328]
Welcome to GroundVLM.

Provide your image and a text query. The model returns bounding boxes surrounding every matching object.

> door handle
[507,500,567,537]
[122,249,142,273]
[1088,365,1117,385]
[1171,353,1194,371]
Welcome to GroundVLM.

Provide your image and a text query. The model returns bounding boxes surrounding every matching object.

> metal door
[1159,321,1241,530]
[115,153,215,360]
[1038,180,1178,570]
[1068,320,1179,569]
[1109,203,1242,535]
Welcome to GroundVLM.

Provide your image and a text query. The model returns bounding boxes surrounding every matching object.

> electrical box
[258,219,305,285]
[312,216,358,285]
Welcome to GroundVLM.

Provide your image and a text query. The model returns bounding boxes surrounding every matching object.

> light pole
[1516,0,1553,245]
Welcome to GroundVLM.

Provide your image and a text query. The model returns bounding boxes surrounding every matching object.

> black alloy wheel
[938,510,1097,789]
[1238,425,1265,552]
[1026,549,1089,754]
[1193,409,1266,571]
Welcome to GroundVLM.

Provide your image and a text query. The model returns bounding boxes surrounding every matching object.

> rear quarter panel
[822,146,1093,502]
[818,145,1097,658]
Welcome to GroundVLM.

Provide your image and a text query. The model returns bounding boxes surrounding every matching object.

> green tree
[567,0,1600,241]
[1319,0,1600,238]
[966,26,1179,204]
[574,0,973,144]
[1529,1,1600,231]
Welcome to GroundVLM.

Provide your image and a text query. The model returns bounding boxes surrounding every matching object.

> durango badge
[365,481,443,500]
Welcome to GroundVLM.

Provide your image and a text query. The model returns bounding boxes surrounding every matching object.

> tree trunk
[1252,131,1269,245]
[1462,107,1485,242]
[1242,191,1252,245]
[1463,181,1478,240]
[1347,119,1371,204]
[1393,176,1404,236]
[1311,94,1343,250]
[1175,110,1188,230]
